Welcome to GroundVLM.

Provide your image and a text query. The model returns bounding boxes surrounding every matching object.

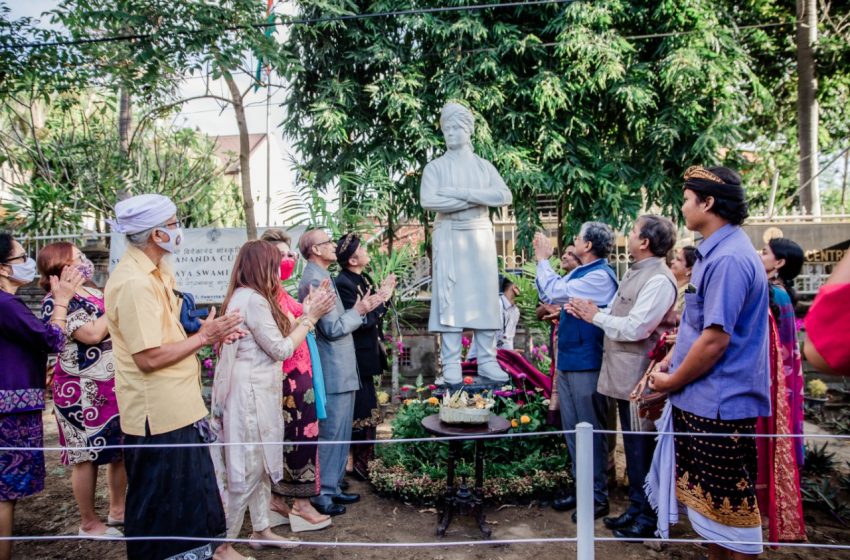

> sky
[9,1,291,143]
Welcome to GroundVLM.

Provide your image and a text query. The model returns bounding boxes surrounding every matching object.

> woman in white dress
[211,240,335,555]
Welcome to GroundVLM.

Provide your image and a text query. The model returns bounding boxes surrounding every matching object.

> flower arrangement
[198,345,217,379]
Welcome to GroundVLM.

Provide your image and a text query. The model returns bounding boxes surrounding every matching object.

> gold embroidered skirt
[673,407,761,528]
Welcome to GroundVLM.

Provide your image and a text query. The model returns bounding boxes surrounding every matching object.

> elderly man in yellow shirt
[105,194,245,560]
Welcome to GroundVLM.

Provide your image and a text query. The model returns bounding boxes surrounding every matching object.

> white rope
[2,426,846,453]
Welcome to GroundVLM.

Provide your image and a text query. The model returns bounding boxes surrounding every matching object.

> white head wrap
[440,102,474,133]
[107,194,177,234]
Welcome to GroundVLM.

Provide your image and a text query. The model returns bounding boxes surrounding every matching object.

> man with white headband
[105,194,246,560]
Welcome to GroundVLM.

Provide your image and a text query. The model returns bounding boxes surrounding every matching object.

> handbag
[173,289,209,334]
[629,332,673,425]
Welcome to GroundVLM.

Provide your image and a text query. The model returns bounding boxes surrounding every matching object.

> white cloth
[211,288,293,494]
[592,274,677,342]
[535,258,618,306]
[107,194,176,234]
[223,401,272,538]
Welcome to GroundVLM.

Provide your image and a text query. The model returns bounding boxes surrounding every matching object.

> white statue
[420,102,513,385]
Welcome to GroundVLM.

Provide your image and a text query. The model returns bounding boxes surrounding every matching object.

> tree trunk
[796,0,821,217]
[223,71,258,240]
[118,88,131,157]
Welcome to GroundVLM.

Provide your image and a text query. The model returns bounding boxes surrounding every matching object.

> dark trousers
[616,398,657,525]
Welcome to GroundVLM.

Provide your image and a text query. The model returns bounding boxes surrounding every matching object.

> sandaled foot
[248,530,299,549]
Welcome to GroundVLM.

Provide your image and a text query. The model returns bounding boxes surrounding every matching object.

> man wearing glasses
[533,223,618,521]
[297,229,383,517]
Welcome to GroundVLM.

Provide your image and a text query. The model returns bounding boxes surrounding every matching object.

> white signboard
[110,227,305,303]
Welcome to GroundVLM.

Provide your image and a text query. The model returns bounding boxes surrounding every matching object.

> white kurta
[211,288,293,496]
[421,149,513,332]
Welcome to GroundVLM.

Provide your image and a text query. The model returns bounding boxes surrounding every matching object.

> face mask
[77,256,94,281]
[279,258,296,281]
[155,227,183,253]
[9,257,37,284]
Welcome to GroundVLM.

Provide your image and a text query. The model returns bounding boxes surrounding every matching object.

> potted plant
[805,378,829,411]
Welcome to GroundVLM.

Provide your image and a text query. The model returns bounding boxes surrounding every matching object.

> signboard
[110,227,305,303]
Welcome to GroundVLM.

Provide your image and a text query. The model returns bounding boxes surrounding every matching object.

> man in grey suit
[298,229,382,516]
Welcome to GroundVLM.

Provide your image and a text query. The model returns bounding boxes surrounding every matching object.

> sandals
[288,510,332,533]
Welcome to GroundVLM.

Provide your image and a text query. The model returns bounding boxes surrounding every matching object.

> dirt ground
[11,408,850,560]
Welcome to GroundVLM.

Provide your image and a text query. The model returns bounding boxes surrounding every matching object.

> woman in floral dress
[261,229,331,532]
[38,242,125,538]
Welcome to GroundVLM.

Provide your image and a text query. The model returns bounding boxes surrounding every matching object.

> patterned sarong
[673,407,761,528]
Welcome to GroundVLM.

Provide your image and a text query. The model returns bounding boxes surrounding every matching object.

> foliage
[0,92,242,233]
[801,477,850,526]
[372,384,568,503]
[280,0,772,252]
[803,442,837,477]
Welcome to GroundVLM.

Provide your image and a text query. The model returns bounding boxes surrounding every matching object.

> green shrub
[371,387,570,504]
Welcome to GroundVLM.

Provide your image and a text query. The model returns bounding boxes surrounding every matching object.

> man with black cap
[647,166,770,558]
[334,233,396,480]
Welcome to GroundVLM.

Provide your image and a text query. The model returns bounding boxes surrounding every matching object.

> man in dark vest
[567,215,678,540]
[534,222,618,521]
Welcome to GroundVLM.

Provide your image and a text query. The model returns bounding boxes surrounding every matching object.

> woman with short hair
[38,242,126,538]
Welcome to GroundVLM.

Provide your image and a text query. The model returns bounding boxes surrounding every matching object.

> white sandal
[288,511,332,533]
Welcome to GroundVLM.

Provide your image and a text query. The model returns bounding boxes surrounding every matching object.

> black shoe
[603,510,638,530]
[571,500,609,523]
[612,520,657,542]
[332,492,360,505]
[313,502,346,516]
[339,478,350,490]
[552,495,577,512]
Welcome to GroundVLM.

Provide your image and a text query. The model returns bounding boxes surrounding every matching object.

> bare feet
[78,519,112,535]
[249,528,298,549]
[212,543,251,560]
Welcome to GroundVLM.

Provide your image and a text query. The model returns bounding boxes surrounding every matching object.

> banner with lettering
[110,227,305,303]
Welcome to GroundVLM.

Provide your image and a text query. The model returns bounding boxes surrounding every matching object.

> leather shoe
[312,502,346,516]
[612,520,657,542]
[571,500,609,523]
[331,492,360,505]
[603,510,638,530]
[552,495,577,512]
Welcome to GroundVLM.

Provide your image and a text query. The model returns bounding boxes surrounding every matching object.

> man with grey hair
[533,222,618,521]
[298,228,383,517]
[105,194,245,560]
[420,102,513,387]
[567,215,678,540]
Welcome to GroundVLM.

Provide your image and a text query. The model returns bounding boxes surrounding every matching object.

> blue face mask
[9,257,37,284]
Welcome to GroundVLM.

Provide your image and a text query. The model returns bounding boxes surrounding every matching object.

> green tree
[0,91,241,234]
[281,0,767,252]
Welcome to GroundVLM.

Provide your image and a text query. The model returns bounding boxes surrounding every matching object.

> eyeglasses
[2,252,29,264]
[315,240,334,248]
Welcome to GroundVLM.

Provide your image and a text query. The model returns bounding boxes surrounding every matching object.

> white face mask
[9,257,37,284]
[155,227,183,253]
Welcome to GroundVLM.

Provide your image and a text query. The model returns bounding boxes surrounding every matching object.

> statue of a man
[420,102,513,386]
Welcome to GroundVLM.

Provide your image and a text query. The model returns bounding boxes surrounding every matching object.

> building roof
[212,133,267,174]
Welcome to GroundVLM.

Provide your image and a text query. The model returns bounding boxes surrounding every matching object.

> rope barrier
[1,425,847,453]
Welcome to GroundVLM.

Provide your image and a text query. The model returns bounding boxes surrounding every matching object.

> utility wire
[3,0,581,51]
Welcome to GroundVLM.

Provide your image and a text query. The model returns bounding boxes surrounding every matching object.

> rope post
[575,422,594,560]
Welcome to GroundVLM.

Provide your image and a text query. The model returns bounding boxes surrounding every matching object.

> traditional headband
[683,165,745,203]
[684,165,724,184]
[336,232,360,264]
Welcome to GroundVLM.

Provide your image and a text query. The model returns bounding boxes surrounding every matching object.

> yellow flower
[520,415,531,424]
[426,397,439,406]
[510,419,519,428]
[376,391,390,405]
[403,399,413,406]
